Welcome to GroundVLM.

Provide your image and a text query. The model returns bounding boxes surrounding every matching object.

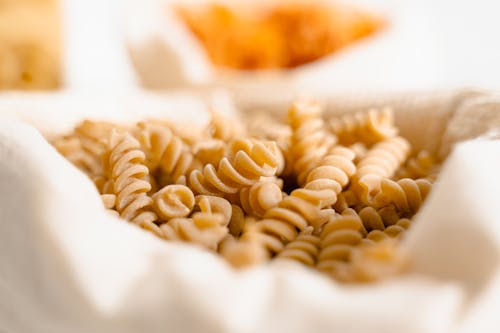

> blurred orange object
[176,1,384,70]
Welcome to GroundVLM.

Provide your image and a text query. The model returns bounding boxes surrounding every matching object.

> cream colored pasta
[373,178,432,214]
[188,139,283,196]
[317,208,367,280]
[239,180,283,217]
[329,108,397,146]
[302,146,357,208]
[51,98,440,284]
[348,239,408,283]
[207,111,247,142]
[159,212,228,250]
[195,195,232,227]
[353,136,411,205]
[288,99,337,185]
[107,132,158,229]
[275,227,321,267]
[136,122,195,185]
[152,184,195,220]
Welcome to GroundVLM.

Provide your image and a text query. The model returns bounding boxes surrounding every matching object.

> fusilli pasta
[329,108,397,146]
[288,99,337,185]
[50,98,440,284]
[108,132,158,229]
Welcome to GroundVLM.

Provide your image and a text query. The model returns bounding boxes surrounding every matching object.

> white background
[62,0,500,92]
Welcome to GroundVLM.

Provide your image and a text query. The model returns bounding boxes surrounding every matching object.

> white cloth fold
[1,91,500,333]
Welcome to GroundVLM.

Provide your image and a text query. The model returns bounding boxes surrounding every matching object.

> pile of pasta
[51,100,440,283]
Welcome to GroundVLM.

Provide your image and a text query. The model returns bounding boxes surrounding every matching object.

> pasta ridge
[276,227,321,266]
[188,139,283,195]
[108,132,158,229]
[329,108,397,146]
[288,99,337,185]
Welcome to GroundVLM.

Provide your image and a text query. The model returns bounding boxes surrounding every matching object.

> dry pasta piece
[108,132,158,229]
[74,120,118,156]
[373,178,432,214]
[188,139,283,196]
[152,184,195,220]
[275,227,321,267]
[366,218,412,242]
[332,189,359,212]
[195,195,232,227]
[329,108,397,146]
[348,239,408,283]
[348,142,368,163]
[101,193,116,209]
[135,122,195,184]
[251,183,336,255]
[159,212,228,250]
[353,136,410,205]
[192,139,226,167]
[220,221,268,268]
[239,180,283,217]
[248,113,293,177]
[207,111,247,142]
[228,204,245,237]
[317,208,367,279]
[395,150,438,180]
[358,205,401,231]
[288,99,337,186]
[302,146,356,208]
[52,135,102,176]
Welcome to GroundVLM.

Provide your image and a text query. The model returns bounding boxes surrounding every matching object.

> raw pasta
[152,184,195,220]
[108,132,157,228]
[317,209,367,281]
[136,122,195,185]
[239,180,283,217]
[352,136,411,205]
[275,227,321,267]
[329,108,397,146]
[288,99,337,185]
[303,146,357,208]
[188,139,283,196]
[50,99,440,284]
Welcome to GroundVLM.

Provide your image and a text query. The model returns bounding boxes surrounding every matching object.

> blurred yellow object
[0,0,61,90]
[176,1,384,70]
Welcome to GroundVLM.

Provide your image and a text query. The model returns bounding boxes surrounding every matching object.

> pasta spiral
[188,139,283,195]
[252,191,324,254]
[358,205,401,229]
[136,122,195,184]
[288,99,337,185]
[159,212,228,250]
[348,239,408,282]
[395,150,436,179]
[207,111,247,141]
[317,208,367,276]
[239,180,283,217]
[152,184,195,220]
[108,132,158,228]
[275,227,320,266]
[50,97,441,283]
[353,136,410,205]
[220,220,268,267]
[328,108,397,146]
[303,146,356,208]
[373,178,432,214]
[366,218,412,242]
[195,195,233,227]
